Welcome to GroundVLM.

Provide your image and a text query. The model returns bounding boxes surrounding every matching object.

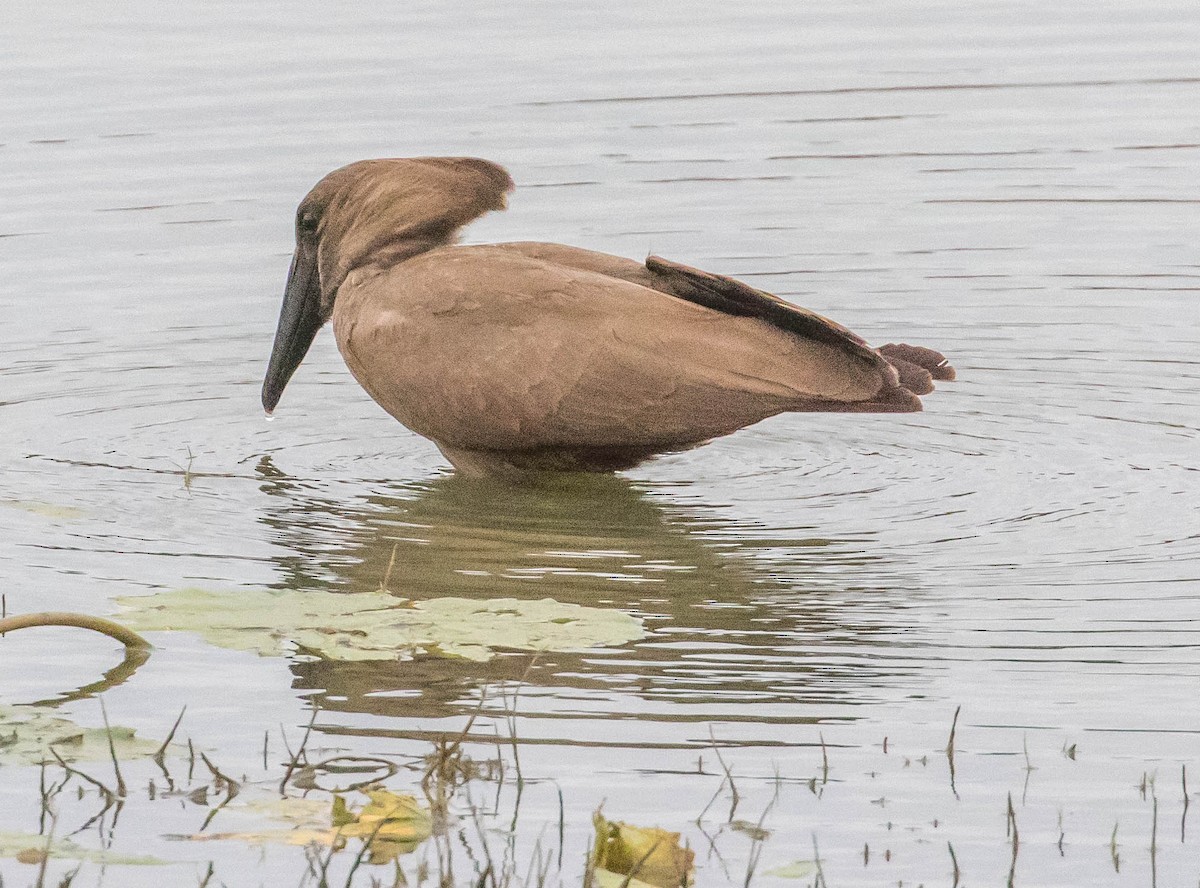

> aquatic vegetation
[0,500,87,521]
[0,688,1194,887]
[333,790,433,863]
[115,587,645,662]
[590,813,695,888]
[0,611,151,650]
[178,789,431,865]
[0,832,163,866]
[0,704,159,767]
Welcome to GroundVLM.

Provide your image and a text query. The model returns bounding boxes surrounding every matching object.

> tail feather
[879,343,956,381]
[882,355,935,395]
[796,381,924,414]
[799,343,956,414]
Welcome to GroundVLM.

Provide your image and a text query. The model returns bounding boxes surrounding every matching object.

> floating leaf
[169,792,332,847]
[0,704,159,766]
[335,789,432,863]
[240,796,331,826]
[0,500,87,521]
[591,811,694,888]
[0,832,163,865]
[116,587,643,662]
[729,819,771,840]
[174,788,430,864]
[764,860,818,878]
[178,827,335,847]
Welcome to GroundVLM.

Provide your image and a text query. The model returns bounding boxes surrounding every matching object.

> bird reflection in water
[255,457,924,731]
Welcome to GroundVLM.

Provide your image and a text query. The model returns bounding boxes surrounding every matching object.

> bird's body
[264,157,953,475]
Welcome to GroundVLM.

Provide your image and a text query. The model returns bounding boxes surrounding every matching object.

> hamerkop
[263,157,954,475]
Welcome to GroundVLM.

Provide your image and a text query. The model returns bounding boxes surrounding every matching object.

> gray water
[2,1,1199,885]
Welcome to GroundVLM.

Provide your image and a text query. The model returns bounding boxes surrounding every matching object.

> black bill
[262,242,323,414]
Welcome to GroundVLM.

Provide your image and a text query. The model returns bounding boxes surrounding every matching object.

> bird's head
[262,157,513,414]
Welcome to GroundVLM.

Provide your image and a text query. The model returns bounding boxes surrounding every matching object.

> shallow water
[2,1,1199,885]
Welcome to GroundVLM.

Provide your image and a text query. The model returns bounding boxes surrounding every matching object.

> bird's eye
[297,210,319,234]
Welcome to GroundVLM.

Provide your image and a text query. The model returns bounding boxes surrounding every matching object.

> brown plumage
[263,157,954,475]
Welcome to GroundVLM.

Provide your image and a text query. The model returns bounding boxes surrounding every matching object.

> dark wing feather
[646,255,955,388]
[645,255,874,358]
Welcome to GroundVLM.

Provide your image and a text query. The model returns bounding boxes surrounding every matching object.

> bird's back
[332,244,899,459]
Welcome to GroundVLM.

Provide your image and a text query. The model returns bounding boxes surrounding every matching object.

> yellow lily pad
[334,789,432,863]
[176,789,430,864]
[591,812,694,888]
[115,587,643,662]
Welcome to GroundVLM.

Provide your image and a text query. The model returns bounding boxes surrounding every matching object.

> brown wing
[490,244,869,354]
[490,242,955,398]
[333,246,906,453]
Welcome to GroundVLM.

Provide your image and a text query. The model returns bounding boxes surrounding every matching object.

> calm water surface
[2,1,1199,885]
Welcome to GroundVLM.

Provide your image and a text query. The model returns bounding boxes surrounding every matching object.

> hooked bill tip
[262,382,282,416]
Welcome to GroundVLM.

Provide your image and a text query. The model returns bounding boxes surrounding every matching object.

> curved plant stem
[0,611,151,649]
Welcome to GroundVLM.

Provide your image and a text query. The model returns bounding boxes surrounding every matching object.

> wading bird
[263,157,953,475]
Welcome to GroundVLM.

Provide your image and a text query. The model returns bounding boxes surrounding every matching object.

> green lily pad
[764,860,818,878]
[115,588,644,662]
[0,832,164,865]
[170,794,331,847]
[0,500,86,520]
[240,796,331,825]
[0,704,160,767]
